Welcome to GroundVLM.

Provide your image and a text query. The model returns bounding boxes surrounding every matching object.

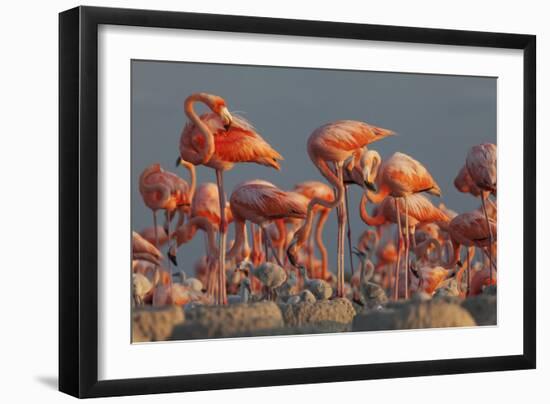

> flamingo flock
[132,92,497,310]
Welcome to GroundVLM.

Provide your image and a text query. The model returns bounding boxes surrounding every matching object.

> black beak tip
[223,123,231,131]
[168,252,178,266]
[175,157,181,167]
[365,182,377,192]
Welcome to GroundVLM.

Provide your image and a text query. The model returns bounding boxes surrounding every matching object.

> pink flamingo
[454,164,482,197]
[289,120,395,297]
[465,143,497,281]
[361,151,442,299]
[139,163,184,274]
[132,231,163,266]
[166,159,196,226]
[444,210,497,294]
[229,181,309,272]
[359,192,448,298]
[179,92,283,304]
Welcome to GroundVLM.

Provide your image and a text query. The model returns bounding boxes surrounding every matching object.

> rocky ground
[132,289,497,342]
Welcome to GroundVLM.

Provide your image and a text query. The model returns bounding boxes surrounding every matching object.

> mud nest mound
[132,306,185,342]
[461,293,497,326]
[279,298,356,328]
[170,301,284,340]
[353,299,476,331]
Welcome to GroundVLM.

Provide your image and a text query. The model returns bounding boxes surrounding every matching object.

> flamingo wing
[230,183,308,222]
[182,113,283,169]
[466,143,497,192]
[450,212,496,244]
[381,152,440,195]
[314,120,395,152]
[132,231,163,260]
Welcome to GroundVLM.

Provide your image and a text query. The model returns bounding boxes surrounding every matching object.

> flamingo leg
[264,231,270,263]
[216,170,227,305]
[394,199,403,301]
[404,198,410,300]
[344,185,355,276]
[152,211,159,248]
[467,247,471,296]
[480,195,495,282]
[261,225,284,267]
[336,165,346,297]
[166,214,172,283]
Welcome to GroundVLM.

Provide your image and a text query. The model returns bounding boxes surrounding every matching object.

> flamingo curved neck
[176,216,219,256]
[295,159,346,252]
[442,239,461,269]
[314,209,329,277]
[414,237,442,265]
[179,159,196,201]
[359,193,387,227]
[184,93,216,164]
[362,260,375,283]
[366,183,391,204]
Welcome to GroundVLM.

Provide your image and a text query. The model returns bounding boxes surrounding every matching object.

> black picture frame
[59,5,536,398]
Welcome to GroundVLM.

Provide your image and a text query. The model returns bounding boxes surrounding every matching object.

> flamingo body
[180,112,283,171]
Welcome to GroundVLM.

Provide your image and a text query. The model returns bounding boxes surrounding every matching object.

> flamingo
[238,260,287,300]
[465,143,497,282]
[138,164,180,251]
[409,257,457,296]
[444,211,497,294]
[359,225,398,289]
[132,231,163,267]
[179,92,283,305]
[293,181,335,280]
[296,264,333,300]
[229,180,309,271]
[454,164,482,197]
[227,274,252,304]
[360,190,446,299]
[166,158,196,229]
[288,120,395,298]
[352,248,388,308]
[176,270,203,293]
[167,182,233,266]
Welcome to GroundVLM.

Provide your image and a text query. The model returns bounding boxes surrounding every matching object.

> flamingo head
[236,259,254,275]
[167,245,178,266]
[204,94,233,129]
[357,149,381,192]
[286,239,299,267]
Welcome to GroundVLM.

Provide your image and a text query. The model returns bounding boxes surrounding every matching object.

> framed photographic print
[59,5,536,398]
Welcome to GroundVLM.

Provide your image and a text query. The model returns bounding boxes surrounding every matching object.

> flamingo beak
[175,157,181,167]
[364,181,377,192]
[168,250,178,266]
[220,107,233,130]
[286,241,298,267]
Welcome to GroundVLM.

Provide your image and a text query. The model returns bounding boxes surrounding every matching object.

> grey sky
[132,60,496,274]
